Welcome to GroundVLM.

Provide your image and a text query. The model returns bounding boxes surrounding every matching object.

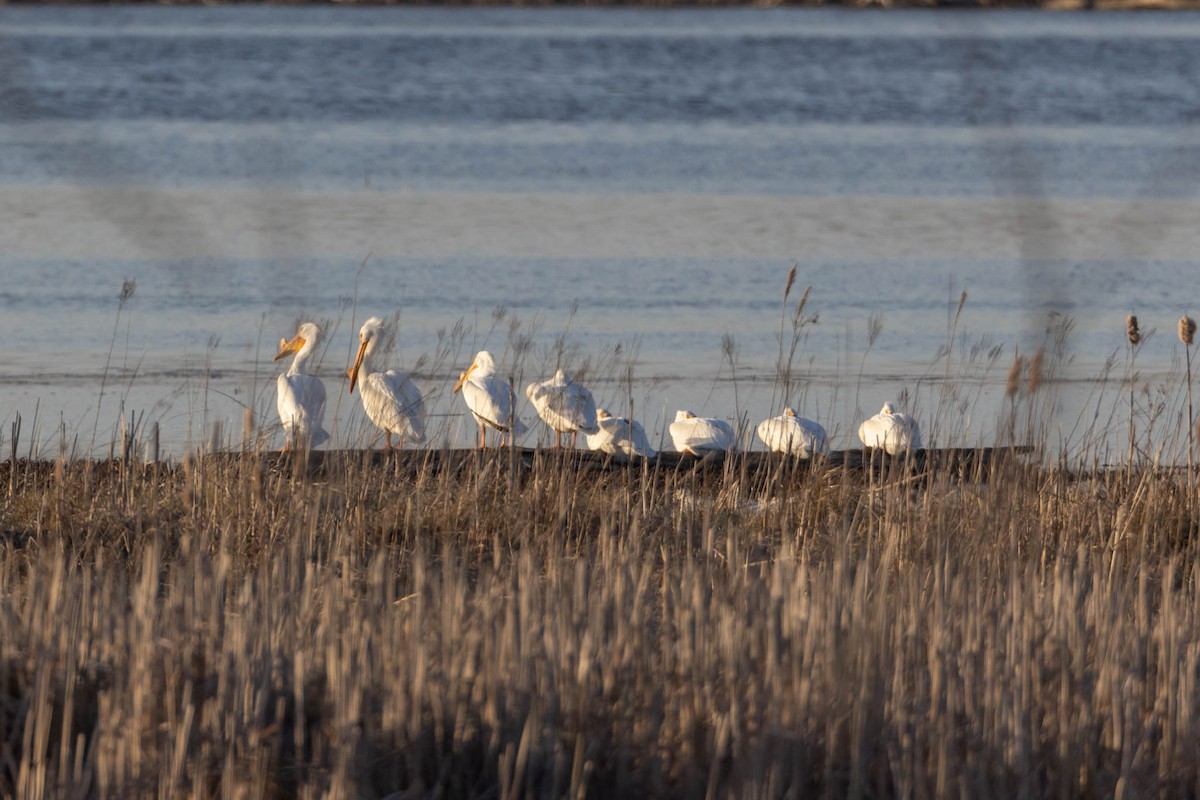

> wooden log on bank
[211,445,1035,481]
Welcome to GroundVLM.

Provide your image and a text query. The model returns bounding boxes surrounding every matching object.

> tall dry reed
[2,446,1200,798]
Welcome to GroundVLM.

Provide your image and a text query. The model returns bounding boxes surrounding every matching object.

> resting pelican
[586,408,656,461]
[858,401,921,455]
[525,369,598,448]
[347,317,426,449]
[757,408,828,457]
[452,350,527,448]
[669,410,736,456]
[274,321,329,452]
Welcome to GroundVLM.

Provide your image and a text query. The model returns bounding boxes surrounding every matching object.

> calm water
[1,7,1198,457]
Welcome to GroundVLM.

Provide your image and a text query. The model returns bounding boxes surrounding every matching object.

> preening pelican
[669,410,735,456]
[586,408,656,461]
[452,350,527,448]
[274,321,329,452]
[525,369,598,448]
[757,408,828,457]
[858,402,921,455]
[348,316,426,449]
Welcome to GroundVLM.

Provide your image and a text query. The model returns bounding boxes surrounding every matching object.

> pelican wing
[277,373,329,447]
[587,415,655,460]
[363,370,427,443]
[628,419,656,458]
[858,413,918,455]
[527,380,598,434]
[757,415,827,457]
[464,374,516,431]
[670,417,735,454]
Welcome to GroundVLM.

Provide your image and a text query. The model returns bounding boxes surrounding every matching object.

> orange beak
[274,334,305,361]
[452,362,476,394]
[348,339,368,394]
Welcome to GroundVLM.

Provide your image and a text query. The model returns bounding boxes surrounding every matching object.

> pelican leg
[479,425,487,449]
[554,429,562,449]
[385,431,394,450]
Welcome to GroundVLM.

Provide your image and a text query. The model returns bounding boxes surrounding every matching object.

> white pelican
[757,408,828,457]
[525,369,598,448]
[858,401,921,455]
[274,321,329,452]
[452,350,527,448]
[586,408,657,461]
[347,317,427,449]
[669,410,736,456]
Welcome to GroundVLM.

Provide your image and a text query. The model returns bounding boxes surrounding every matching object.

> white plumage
[453,350,527,448]
[858,401,921,455]
[525,369,598,448]
[669,409,735,455]
[757,408,828,457]
[348,317,426,448]
[274,321,329,451]
[586,408,657,461]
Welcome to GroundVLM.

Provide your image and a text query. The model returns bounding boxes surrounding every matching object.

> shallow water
[0,7,1197,458]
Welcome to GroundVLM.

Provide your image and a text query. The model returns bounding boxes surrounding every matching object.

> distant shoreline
[3,0,1200,9]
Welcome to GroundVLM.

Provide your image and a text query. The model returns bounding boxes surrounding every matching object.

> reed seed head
[1005,354,1023,398]
[1027,347,1044,394]
[118,278,137,305]
[784,264,797,301]
[1180,314,1196,347]
[1126,314,1141,347]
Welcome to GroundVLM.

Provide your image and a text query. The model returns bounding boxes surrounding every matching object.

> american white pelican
[757,408,828,457]
[274,321,329,452]
[858,401,921,455]
[452,350,527,448]
[525,369,598,448]
[348,316,427,449]
[669,410,736,456]
[586,408,657,461]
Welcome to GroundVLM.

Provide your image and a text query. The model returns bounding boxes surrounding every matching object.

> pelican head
[675,409,696,422]
[881,402,897,415]
[274,321,321,362]
[784,407,797,417]
[597,408,612,420]
[348,316,386,394]
[453,350,496,394]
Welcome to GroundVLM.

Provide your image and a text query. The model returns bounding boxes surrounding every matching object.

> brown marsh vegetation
[3,279,1200,797]
[2,438,1200,797]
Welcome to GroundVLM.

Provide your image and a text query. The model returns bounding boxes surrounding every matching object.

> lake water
[2,6,1199,459]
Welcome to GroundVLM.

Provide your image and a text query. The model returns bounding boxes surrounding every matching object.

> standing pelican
[347,316,426,449]
[757,408,828,457]
[586,408,656,461]
[453,350,526,448]
[525,369,598,448]
[669,410,736,456]
[858,401,921,455]
[274,321,329,452]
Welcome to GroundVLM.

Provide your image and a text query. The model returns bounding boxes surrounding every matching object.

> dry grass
[1,445,1199,798]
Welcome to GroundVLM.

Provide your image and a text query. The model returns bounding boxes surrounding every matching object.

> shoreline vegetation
[4,280,1200,794]
[4,0,1200,10]
[4,446,1200,796]
[3,299,1200,794]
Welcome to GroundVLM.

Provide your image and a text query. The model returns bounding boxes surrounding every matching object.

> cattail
[1179,314,1196,346]
[1126,314,1141,346]
[1005,354,1023,398]
[1027,347,1044,394]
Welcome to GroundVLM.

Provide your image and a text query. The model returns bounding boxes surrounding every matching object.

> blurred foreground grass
[1,449,1199,797]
